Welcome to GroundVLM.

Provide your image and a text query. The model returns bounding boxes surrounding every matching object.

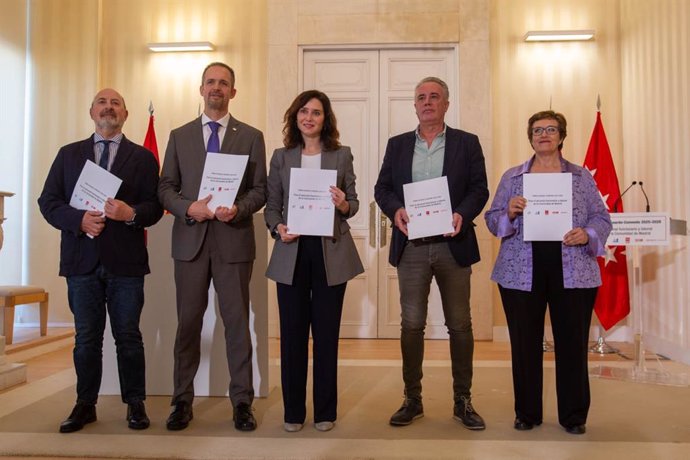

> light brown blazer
[264,146,364,286]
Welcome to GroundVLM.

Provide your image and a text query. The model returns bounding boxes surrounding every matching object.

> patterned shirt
[484,154,612,291]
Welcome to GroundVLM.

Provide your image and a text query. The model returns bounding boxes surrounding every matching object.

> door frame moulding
[298,43,460,93]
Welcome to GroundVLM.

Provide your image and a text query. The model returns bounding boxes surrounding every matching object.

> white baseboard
[493,325,634,342]
[493,325,689,366]
[17,323,690,366]
[13,322,73,328]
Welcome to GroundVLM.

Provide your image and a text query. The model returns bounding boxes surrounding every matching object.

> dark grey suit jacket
[158,115,267,262]
[264,146,364,286]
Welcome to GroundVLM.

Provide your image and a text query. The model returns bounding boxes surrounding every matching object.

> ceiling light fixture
[147,41,215,52]
[524,30,595,42]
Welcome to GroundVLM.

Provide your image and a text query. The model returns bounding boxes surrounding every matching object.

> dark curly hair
[527,110,567,151]
[282,90,341,151]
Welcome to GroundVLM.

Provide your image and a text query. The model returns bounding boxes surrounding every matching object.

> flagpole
[588,95,620,355]
[589,331,619,354]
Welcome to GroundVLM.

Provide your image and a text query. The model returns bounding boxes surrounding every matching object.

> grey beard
[96,117,122,131]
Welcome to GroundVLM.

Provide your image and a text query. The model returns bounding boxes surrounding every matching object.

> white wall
[0,0,27,286]
[489,0,623,330]
[619,0,690,363]
[4,1,689,363]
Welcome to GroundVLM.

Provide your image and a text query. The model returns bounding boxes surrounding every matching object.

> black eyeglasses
[531,126,559,136]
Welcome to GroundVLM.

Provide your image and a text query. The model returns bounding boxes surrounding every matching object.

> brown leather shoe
[59,403,97,433]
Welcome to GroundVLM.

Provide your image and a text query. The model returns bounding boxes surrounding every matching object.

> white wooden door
[376,49,458,339]
[303,47,457,338]
[303,50,380,338]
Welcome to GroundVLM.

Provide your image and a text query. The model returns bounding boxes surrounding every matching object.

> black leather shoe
[565,424,586,435]
[59,403,96,433]
[453,396,486,430]
[389,399,424,426]
[233,402,257,431]
[126,401,150,430]
[514,418,534,431]
[166,401,193,431]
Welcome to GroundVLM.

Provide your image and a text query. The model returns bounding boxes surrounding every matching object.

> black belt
[409,235,446,245]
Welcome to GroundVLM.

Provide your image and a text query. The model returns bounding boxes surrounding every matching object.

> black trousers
[499,241,597,428]
[277,236,346,424]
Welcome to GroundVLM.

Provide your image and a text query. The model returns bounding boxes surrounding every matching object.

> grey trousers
[396,240,474,402]
[171,225,254,408]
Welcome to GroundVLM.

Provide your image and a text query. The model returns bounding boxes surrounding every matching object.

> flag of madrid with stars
[583,111,630,330]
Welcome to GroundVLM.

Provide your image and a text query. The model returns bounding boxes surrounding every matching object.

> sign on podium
[591,212,688,387]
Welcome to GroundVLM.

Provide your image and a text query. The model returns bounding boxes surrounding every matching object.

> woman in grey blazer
[265,90,364,433]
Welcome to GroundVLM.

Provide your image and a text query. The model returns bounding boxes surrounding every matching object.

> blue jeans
[396,240,474,402]
[66,265,146,405]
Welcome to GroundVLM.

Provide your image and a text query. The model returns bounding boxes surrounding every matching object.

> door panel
[304,50,379,338]
[303,47,463,339]
[377,48,458,339]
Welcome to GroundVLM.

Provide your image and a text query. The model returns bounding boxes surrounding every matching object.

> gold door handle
[379,209,388,247]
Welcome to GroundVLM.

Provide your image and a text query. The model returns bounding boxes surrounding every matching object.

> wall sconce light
[524,30,595,42]
[147,41,215,52]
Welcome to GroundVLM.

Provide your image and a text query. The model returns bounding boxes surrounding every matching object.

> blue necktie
[99,140,112,170]
[207,121,221,152]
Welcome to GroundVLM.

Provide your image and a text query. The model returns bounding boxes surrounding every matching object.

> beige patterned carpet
[1,357,689,459]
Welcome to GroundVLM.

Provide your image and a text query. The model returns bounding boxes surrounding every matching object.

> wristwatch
[185,214,196,226]
[125,210,137,226]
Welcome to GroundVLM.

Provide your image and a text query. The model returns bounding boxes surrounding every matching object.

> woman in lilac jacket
[485,110,611,435]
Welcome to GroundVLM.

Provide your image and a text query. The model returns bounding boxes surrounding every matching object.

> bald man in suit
[38,88,163,433]
[158,62,267,432]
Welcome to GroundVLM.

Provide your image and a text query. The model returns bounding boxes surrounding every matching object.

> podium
[100,213,270,397]
[591,212,689,386]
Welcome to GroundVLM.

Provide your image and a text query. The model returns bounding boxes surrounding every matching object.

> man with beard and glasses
[158,62,267,431]
[38,88,163,433]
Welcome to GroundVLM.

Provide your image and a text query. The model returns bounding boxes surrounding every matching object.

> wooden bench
[0,285,48,345]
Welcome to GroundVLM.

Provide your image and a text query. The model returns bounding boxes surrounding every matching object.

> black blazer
[38,135,163,277]
[374,127,489,267]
